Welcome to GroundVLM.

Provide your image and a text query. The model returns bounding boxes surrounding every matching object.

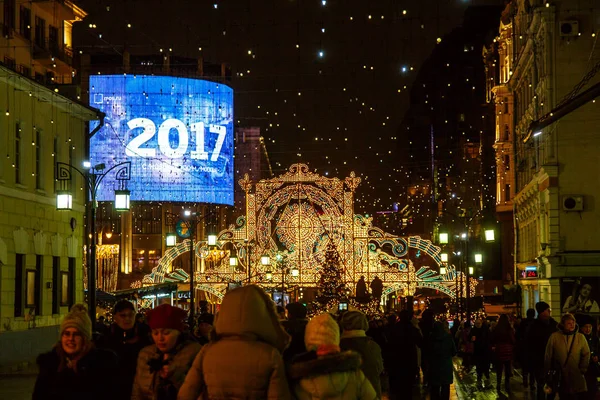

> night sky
[73,0,499,216]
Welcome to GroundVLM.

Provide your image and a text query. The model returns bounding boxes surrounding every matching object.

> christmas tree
[315,242,346,310]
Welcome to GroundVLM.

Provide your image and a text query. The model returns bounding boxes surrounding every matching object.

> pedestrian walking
[131,304,201,400]
[427,321,457,400]
[282,302,309,362]
[516,308,536,389]
[470,318,491,385]
[385,309,423,399]
[339,310,384,398]
[178,285,292,400]
[457,321,474,371]
[544,313,590,400]
[419,309,436,386]
[288,313,377,400]
[96,299,153,400]
[33,304,118,400]
[578,314,600,400]
[525,301,558,400]
[490,314,515,392]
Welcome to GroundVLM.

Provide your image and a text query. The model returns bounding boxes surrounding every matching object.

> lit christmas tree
[315,242,347,310]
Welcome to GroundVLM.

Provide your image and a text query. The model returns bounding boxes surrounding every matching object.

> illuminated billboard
[89,75,234,205]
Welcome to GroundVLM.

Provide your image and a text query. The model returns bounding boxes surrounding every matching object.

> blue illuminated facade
[89,75,234,205]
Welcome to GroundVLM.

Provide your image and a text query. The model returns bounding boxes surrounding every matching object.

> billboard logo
[93,93,103,104]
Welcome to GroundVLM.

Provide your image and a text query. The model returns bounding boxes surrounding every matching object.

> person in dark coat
[33,304,118,400]
[419,309,436,386]
[516,308,536,388]
[370,276,384,307]
[490,314,516,393]
[525,301,558,400]
[385,309,423,399]
[470,318,491,385]
[427,321,457,400]
[356,276,369,303]
[340,311,384,398]
[579,314,600,400]
[96,299,153,400]
[281,302,309,362]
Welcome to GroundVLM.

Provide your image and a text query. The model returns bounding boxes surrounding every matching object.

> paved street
[0,359,536,400]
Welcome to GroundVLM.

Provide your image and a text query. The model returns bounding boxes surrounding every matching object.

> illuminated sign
[522,266,538,278]
[89,75,234,205]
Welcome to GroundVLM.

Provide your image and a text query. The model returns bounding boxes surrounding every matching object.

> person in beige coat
[178,285,292,400]
[288,313,377,400]
[131,304,202,400]
[544,313,590,399]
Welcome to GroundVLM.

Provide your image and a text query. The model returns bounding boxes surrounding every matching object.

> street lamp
[441,253,448,263]
[55,161,131,325]
[165,233,177,247]
[474,253,483,263]
[440,266,447,275]
[484,229,495,242]
[439,232,449,244]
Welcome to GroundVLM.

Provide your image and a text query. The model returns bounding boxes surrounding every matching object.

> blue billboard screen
[89,75,234,205]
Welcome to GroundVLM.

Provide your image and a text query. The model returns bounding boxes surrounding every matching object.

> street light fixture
[441,253,448,263]
[474,253,483,263]
[114,190,131,212]
[165,233,177,247]
[440,266,447,275]
[439,232,449,244]
[229,254,239,267]
[55,161,131,325]
[291,266,299,277]
[469,266,474,275]
[207,234,217,246]
[261,255,271,266]
[265,270,273,280]
[484,229,495,242]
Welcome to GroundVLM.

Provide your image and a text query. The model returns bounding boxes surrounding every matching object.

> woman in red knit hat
[132,304,202,400]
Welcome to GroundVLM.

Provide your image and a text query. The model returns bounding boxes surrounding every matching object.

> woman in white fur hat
[288,313,377,400]
[33,304,118,400]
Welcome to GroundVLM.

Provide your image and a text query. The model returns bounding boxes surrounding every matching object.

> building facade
[0,0,99,370]
[486,0,600,315]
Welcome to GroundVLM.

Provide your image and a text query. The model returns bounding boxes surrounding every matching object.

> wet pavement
[0,359,547,400]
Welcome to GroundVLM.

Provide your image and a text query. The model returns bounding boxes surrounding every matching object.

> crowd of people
[30,286,600,400]
[453,301,599,400]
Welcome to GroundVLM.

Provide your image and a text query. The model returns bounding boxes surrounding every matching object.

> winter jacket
[340,331,384,398]
[178,285,292,400]
[33,346,118,400]
[282,318,309,362]
[490,328,515,362]
[288,350,377,400]
[95,323,153,400]
[525,317,558,370]
[131,337,202,400]
[385,320,422,376]
[426,323,457,386]
[544,325,591,394]
[470,325,491,362]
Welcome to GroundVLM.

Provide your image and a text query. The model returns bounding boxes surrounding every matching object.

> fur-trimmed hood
[289,351,377,400]
[289,351,362,379]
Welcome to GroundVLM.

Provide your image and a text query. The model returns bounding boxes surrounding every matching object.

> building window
[3,0,16,31]
[15,122,21,184]
[505,184,510,201]
[14,254,24,317]
[67,257,75,307]
[503,124,510,141]
[35,130,42,189]
[504,155,510,171]
[34,16,45,48]
[19,6,31,40]
[52,256,60,314]
[49,25,59,53]
[53,136,59,160]
[61,272,69,306]
[26,255,42,315]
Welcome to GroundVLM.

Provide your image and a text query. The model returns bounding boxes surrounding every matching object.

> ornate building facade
[0,0,99,369]
[485,0,600,315]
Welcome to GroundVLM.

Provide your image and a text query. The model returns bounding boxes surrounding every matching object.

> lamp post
[55,161,131,325]
[167,210,216,328]
[438,211,496,323]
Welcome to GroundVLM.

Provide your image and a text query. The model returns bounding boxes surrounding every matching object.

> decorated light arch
[136,164,477,302]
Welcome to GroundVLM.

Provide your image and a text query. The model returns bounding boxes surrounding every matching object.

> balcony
[32,38,74,72]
